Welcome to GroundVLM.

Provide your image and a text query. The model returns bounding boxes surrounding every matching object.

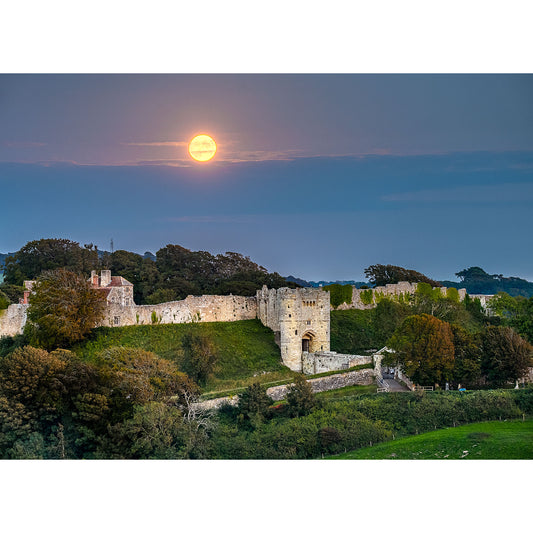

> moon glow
[188,134,217,162]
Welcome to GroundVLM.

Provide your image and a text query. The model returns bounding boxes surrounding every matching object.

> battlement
[336,281,468,310]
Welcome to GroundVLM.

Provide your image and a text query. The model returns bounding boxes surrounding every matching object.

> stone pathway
[386,379,410,392]
[195,367,376,410]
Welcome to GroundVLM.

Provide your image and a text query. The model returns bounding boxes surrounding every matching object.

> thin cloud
[4,141,47,148]
[121,141,188,147]
[165,215,257,224]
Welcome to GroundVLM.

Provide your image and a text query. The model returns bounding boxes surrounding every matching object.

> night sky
[1,74,532,281]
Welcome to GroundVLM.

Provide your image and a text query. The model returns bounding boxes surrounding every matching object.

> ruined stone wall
[266,368,375,401]
[0,304,28,337]
[194,367,376,410]
[302,352,372,375]
[99,294,258,328]
[257,286,330,372]
[336,282,468,310]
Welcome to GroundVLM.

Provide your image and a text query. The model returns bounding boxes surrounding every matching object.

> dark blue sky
[1,75,532,281]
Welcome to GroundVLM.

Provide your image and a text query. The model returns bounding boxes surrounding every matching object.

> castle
[0,271,493,373]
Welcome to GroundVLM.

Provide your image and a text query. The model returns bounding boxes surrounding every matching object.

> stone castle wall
[302,352,372,375]
[257,286,330,372]
[99,294,257,328]
[336,282,468,310]
[0,304,28,337]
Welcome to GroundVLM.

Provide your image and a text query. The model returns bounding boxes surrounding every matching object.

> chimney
[90,270,99,287]
[100,270,112,287]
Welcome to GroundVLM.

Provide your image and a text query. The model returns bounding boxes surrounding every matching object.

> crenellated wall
[335,282,468,310]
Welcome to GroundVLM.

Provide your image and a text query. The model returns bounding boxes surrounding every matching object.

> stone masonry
[0,272,494,375]
[336,281,470,310]
[256,286,330,372]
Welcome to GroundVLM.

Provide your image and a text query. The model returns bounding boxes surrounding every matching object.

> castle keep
[257,286,330,371]
[0,271,493,373]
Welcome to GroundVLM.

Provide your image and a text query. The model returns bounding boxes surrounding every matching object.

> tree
[388,314,455,386]
[0,346,69,419]
[372,299,411,346]
[450,325,482,388]
[92,347,199,412]
[0,283,24,304]
[286,374,316,417]
[364,264,442,288]
[181,330,218,385]
[480,326,532,386]
[4,238,99,284]
[452,267,533,297]
[237,382,273,424]
[489,292,533,343]
[412,283,472,325]
[0,347,103,421]
[25,268,107,349]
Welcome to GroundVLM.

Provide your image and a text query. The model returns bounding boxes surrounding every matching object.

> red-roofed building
[90,270,134,308]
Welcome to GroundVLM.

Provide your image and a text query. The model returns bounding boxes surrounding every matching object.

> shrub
[360,289,374,306]
[286,375,316,417]
[181,330,218,385]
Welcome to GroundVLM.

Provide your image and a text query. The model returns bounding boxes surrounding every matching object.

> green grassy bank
[327,419,533,459]
[73,319,296,392]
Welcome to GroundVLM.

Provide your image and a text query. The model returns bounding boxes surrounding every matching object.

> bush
[181,330,218,385]
[236,382,273,425]
[286,375,316,417]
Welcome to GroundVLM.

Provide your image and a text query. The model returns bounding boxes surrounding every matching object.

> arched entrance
[301,331,317,353]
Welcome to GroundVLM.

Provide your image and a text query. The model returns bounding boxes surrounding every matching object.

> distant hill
[439,266,533,297]
[285,276,369,288]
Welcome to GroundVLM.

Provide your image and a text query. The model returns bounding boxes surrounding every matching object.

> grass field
[73,319,297,392]
[327,419,533,459]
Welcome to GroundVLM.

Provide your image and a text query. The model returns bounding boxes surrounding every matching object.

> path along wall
[195,367,376,410]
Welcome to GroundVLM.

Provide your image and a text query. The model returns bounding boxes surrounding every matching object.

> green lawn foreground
[327,419,533,460]
[73,319,297,393]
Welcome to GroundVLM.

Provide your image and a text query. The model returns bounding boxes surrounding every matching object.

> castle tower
[257,286,330,371]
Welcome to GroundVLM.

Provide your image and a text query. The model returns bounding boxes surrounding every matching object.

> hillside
[328,419,533,460]
[73,319,296,393]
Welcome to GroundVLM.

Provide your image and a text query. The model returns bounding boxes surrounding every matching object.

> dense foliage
[0,340,531,458]
[480,326,532,386]
[322,283,353,308]
[331,284,532,389]
[364,264,442,287]
[388,314,455,386]
[1,238,297,305]
[25,269,107,350]
[488,292,533,343]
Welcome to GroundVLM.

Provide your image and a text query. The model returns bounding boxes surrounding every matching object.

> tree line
[0,238,296,306]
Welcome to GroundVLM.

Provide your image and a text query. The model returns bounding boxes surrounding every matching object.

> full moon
[188,134,217,162]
